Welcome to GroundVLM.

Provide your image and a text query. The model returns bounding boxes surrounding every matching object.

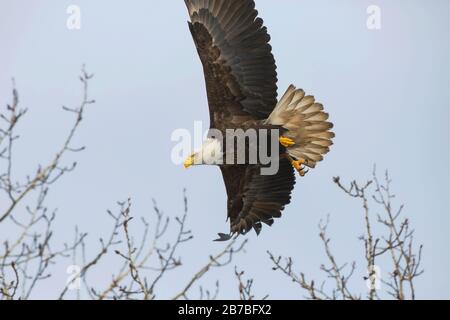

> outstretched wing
[184,0,278,126]
[220,158,296,236]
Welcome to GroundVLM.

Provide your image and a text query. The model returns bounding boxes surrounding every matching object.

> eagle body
[183,0,334,238]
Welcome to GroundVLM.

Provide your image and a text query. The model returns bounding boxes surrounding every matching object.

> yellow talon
[292,160,302,171]
[279,136,295,148]
[290,158,308,177]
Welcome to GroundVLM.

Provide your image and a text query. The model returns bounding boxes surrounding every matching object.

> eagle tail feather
[267,85,335,168]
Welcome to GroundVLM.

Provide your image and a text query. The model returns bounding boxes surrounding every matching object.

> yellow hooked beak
[184,155,195,169]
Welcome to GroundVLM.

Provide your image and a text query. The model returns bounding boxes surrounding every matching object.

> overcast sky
[1,0,449,299]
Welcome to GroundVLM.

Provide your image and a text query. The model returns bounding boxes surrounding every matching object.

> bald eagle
[183,0,334,240]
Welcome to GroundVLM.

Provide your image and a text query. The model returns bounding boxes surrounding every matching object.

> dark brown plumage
[184,0,334,238]
[186,0,277,126]
[220,159,295,236]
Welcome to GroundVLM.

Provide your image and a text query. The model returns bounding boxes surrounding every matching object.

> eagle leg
[279,136,295,148]
[282,154,309,177]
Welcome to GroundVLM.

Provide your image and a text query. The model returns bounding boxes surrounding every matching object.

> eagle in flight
[183,0,334,240]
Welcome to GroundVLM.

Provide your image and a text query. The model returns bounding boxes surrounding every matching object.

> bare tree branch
[269,168,423,300]
[0,67,95,300]
[172,239,248,300]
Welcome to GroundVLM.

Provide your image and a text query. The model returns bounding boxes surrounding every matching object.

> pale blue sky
[1,0,449,299]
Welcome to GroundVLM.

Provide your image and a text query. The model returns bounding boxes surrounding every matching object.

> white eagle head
[184,138,223,168]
